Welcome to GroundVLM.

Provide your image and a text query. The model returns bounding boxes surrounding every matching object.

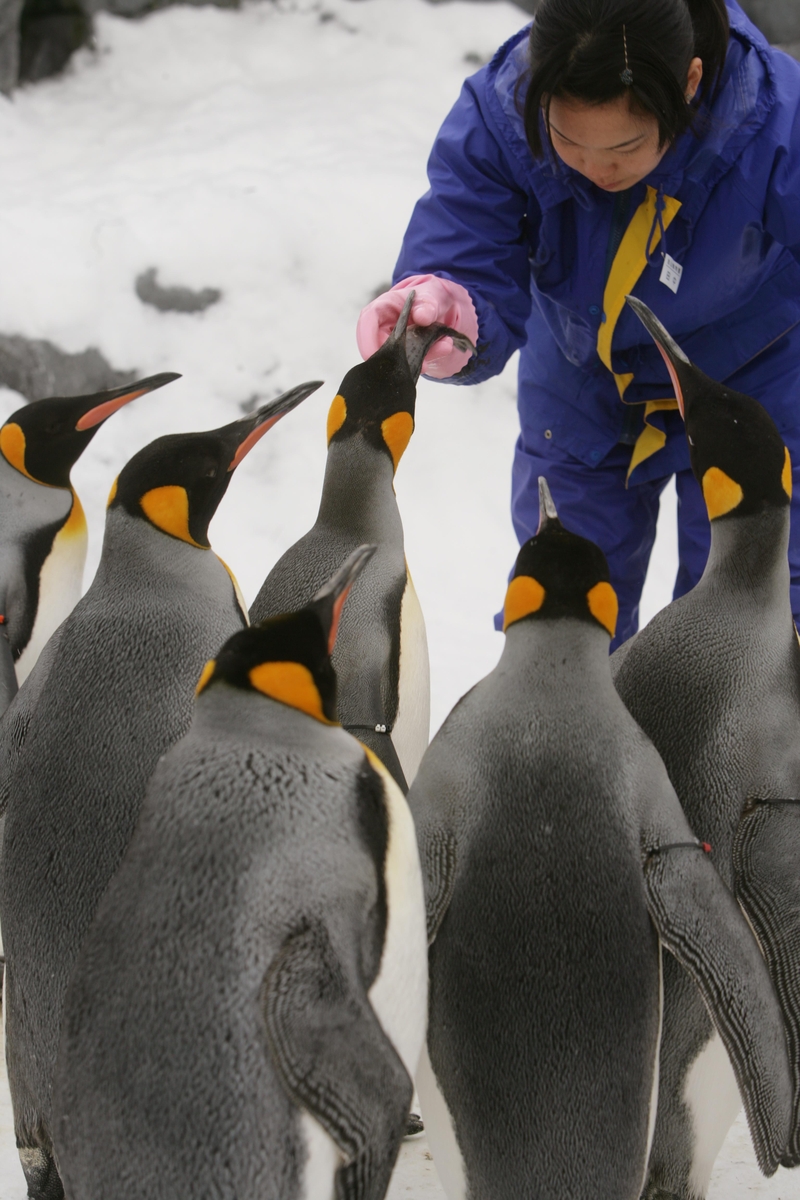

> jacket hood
[487,0,777,219]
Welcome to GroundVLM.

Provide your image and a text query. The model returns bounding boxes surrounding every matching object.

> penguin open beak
[313,543,377,654]
[74,372,182,431]
[625,296,691,417]
[227,381,323,472]
[537,476,560,533]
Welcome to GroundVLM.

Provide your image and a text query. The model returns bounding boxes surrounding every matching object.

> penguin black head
[626,296,791,522]
[503,478,618,639]
[0,373,181,490]
[327,291,474,473]
[109,380,321,549]
[196,544,376,723]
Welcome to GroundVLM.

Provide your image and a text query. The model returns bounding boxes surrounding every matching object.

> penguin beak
[537,476,561,533]
[625,296,690,417]
[381,289,475,382]
[226,381,323,472]
[313,543,377,654]
[74,372,182,431]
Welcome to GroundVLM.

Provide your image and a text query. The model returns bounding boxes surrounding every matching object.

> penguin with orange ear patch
[408,478,792,1200]
[0,372,179,705]
[52,545,428,1200]
[250,293,474,792]
[614,296,800,1197]
[0,381,320,1200]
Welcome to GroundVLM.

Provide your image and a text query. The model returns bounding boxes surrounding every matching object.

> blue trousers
[508,429,800,652]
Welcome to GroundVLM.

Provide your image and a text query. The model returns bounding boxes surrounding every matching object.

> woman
[357,0,800,648]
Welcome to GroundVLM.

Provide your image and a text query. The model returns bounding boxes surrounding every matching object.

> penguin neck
[316,436,401,537]
[702,507,790,603]
[499,618,614,690]
[97,507,225,595]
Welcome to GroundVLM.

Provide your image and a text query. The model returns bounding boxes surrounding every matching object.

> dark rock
[0,0,24,93]
[738,1,800,46]
[135,267,222,315]
[0,335,135,402]
[18,0,91,83]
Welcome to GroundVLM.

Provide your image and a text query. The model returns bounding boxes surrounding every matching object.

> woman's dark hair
[522,0,730,157]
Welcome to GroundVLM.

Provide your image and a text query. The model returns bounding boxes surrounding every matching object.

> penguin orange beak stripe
[653,342,685,418]
[227,415,282,472]
[75,387,152,431]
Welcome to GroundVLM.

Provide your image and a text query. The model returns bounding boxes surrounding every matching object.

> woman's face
[547,60,702,192]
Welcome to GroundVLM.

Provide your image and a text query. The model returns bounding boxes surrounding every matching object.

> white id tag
[660,253,683,294]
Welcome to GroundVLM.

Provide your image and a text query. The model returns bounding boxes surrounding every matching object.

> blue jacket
[393,1,800,481]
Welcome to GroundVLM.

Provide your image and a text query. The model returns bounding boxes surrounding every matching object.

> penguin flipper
[264,922,413,1200]
[416,826,457,946]
[644,843,793,1176]
[0,623,17,719]
[733,799,800,1165]
[0,622,65,814]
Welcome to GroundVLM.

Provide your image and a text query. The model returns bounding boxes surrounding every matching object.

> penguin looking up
[52,546,428,1200]
[0,380,321,1200]
[408,478,792,1200]
[0,372,179,706]
[614,296,800,1196]
[250,292,474,792]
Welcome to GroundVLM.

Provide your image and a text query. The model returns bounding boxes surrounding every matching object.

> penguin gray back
[410,479,792,1200]
[0,382,319,1199]
[52,548,427,1200]
[250,296,474,791]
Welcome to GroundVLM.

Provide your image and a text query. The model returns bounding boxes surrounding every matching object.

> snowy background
[0,0,791,1195]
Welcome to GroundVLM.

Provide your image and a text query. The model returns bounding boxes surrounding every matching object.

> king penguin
[408,479,792,1200]
[613,296,800,1197]
[0,372,179,708]
[0,380,320,1200]
[51,546,428,1200]
[250,293,473,792]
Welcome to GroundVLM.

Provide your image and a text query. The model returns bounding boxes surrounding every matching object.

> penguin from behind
[613,296,800,1196]
[52,546,428,1200]
[409,479,792,1200]
[0,372,179,708]
[0,380,320,1200]
[250,293,474,792]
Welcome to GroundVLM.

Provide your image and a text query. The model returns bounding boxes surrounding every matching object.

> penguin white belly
[367,767,428,1079]
[390,569,430,786]
[641,942,664,1195]
[15,506,87,684]
[683,1030,741,1198]
[298,1110,339,1200]
[416,1042,467,1200]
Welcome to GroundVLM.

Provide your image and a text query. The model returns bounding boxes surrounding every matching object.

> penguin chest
[367,772,428,1079]
[15,499,87,684]
[390,570,430,786]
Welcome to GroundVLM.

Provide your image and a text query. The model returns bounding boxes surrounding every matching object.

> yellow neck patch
[381,411,414,471]
[503,575,545,631]
[107,476,118,506]
[327,394,347,444]
[140,485,207,548]
[587,581,618,637]
[702,467,743,520]
[783,447,793,499]
[0,423,33,480]
[248,660,337,725]
[60,492,87,540]
[195,659,216,695]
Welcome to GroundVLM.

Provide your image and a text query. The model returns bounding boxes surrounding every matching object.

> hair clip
[620,24,633,86]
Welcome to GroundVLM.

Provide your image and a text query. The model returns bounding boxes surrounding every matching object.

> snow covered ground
[0,0,793,1195]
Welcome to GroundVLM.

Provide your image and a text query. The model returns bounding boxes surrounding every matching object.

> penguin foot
[18,1147,64,1200]
[404,1112,424,1139]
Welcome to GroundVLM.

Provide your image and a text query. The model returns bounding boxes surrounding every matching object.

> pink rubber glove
[357,274,479,379]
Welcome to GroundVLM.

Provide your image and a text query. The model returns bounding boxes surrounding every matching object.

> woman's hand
[357,274,478,379]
